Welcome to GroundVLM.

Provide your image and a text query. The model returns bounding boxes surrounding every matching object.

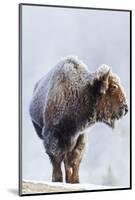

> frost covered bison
[29,56,128,183]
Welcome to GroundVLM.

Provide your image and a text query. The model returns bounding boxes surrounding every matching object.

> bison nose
[124,104,128,115]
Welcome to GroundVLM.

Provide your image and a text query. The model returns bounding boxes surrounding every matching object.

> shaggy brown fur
[29,56,128,183]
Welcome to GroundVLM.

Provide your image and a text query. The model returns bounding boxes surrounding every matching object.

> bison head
[93,65,128,128]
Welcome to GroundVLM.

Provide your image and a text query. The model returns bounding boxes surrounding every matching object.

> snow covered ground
[22,180,122,195]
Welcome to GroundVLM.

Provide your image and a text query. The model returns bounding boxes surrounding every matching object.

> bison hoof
[52,177,63,182]
[66,176,72,183]
[71,177,80,184]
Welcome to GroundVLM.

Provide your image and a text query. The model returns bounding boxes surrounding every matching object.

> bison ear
[94,64,111,95]
[97,64,110,80]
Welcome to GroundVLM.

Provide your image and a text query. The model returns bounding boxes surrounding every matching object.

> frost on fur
[29,56,128,183]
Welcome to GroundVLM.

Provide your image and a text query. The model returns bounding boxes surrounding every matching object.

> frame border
[19,3,132,196]
[19,3,22,196]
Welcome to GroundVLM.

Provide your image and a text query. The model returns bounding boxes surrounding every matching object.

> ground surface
[22,181,119,195]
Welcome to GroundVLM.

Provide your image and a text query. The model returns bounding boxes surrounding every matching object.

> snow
[22,180,123,195]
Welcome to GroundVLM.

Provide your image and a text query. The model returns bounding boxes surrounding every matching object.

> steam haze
[22,5,130,187]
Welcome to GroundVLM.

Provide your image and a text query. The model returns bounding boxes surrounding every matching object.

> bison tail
[32,120,44,140]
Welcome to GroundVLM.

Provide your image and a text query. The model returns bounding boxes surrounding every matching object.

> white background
[22,4,130,186]
[0,0,134,200]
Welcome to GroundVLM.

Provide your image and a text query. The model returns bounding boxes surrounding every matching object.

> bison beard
[29,56,128,183]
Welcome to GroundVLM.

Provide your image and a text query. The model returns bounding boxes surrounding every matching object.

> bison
[29,56,128,183]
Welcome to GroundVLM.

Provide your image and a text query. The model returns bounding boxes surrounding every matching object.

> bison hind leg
[49,155,63,182]
[43,127,64,182]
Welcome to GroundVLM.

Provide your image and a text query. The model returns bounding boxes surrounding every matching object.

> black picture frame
[19,3,132,196]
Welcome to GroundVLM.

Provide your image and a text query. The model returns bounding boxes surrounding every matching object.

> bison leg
[71,133,86,183]
[64,155,72,183]
[43,127,64,182]
[49,156,63,182]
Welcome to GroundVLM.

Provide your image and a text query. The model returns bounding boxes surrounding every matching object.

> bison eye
[110,84,118,90]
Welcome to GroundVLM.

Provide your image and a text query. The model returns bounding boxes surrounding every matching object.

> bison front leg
[71,133,86,183]
[64,155,72,183]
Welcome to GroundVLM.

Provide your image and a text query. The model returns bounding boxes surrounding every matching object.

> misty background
[22,5,130,187]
